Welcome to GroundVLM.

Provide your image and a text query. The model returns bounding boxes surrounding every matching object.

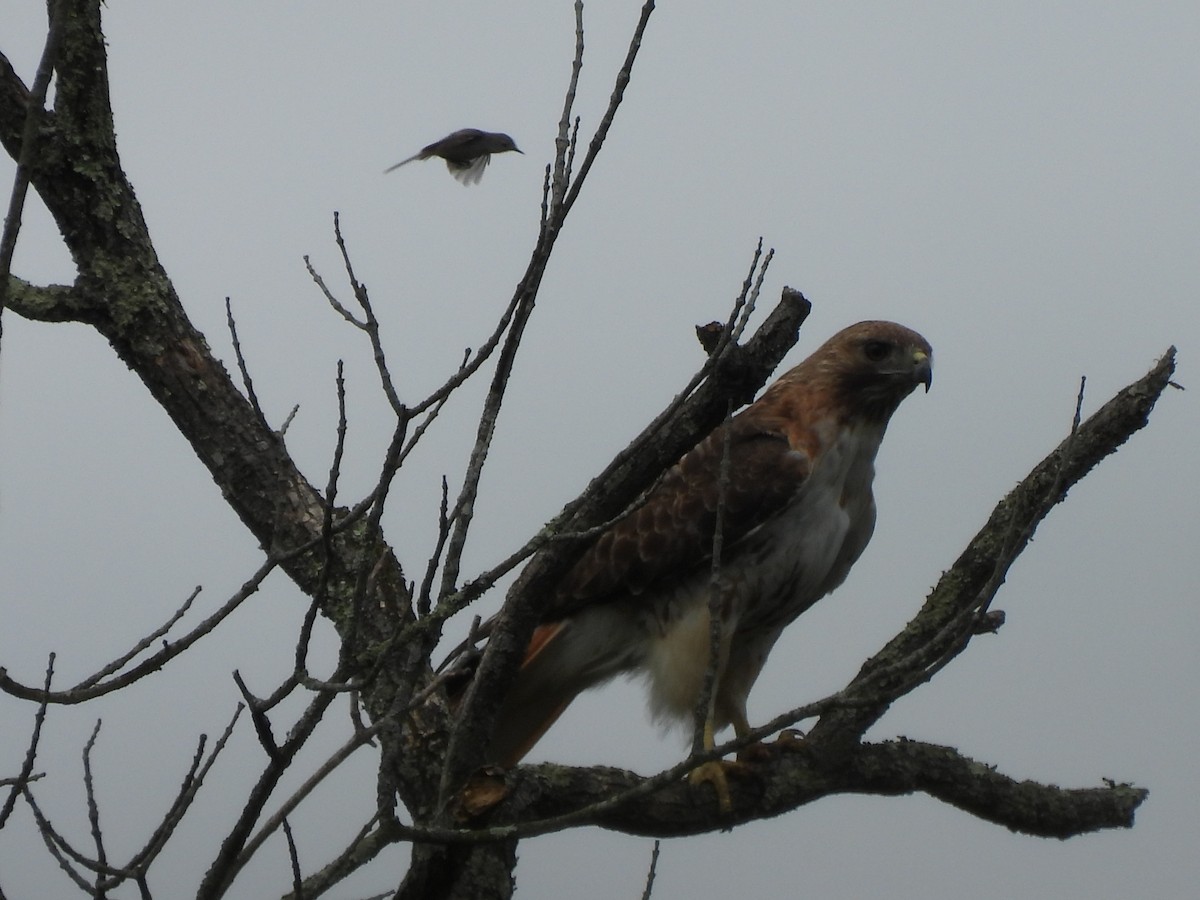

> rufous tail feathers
[489,621,577,766]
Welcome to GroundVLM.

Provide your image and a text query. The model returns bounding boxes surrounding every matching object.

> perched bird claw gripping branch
[385,128,523,185]
[458,321,932,812]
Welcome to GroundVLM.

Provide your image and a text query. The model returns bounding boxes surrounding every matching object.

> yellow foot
[688,759,748,814]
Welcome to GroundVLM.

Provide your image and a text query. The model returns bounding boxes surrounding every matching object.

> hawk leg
[687,712,751,814]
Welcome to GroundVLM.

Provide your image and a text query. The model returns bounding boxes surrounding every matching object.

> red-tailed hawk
[484,321,931,794]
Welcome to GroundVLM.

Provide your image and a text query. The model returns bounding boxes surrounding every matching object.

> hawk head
[776,320,932,424]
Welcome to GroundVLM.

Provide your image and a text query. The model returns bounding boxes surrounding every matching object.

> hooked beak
[912,349,933,392]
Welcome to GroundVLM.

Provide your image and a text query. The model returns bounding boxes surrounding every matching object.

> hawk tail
[490,611,637,766]
[490,622,578,766]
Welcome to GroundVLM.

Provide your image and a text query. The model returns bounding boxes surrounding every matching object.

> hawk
[385,128,522,185]
[479,321,931,797]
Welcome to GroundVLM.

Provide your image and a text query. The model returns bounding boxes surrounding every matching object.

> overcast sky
[1,3,1197,898]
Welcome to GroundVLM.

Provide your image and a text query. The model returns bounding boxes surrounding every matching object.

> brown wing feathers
[553,417,811,612]
[485,415,813,765]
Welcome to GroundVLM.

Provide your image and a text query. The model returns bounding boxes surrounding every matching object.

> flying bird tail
[383,153,422,174]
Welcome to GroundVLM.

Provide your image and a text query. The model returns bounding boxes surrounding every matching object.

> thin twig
[0,561,276,704]
[334,214,406,416]
[399,385,452,466]
[417,477,453,618]
[74,587,202,690]
[640,840,662,900]
[19,706,243,894]
[0,653,54,829]
[0,0,64,368]
[233,670,281,760]
[196,684,341,899]
[305,254,366,329]
[343,416,411,661]
[551,2,587,204]
[82,721,108,891]
[692,401,733,756]
[126,705,244,874]
[236,714,389,871]
[730,244,772,344]
[297,360,351,678]
[560,0,656,217]
[225,296,272,432]
[24,788,95,891]
[279,403,301,436]
[288,814,401,899]
[283,819,304,899]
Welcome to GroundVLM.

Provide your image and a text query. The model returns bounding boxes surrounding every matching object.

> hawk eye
[863,340,891,362]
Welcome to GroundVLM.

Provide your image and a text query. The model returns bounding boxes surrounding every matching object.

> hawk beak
[912,350,932,393]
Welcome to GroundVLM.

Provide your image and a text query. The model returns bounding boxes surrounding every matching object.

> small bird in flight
[385,128,523,185]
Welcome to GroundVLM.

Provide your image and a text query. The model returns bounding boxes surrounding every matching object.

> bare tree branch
[1,276,94,322]
[235,705,391,873]
[197,691,337,899]
[225,296,273,434]
[640,840,661,900]
[489,737,1146,840]
[0,0,63,362]
[807,348,1177,752]
[20,705,242,895]
[0,563,274,704]
[0,654,54,829]
[81,722,107,893]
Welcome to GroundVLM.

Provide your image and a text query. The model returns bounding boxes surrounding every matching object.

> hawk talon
[688,759,748,813]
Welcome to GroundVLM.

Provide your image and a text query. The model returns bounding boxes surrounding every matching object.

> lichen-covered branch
[3,275,93,322]
[848,740,1144,839]
[369,736,1143,843]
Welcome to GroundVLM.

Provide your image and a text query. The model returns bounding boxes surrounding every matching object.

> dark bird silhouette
[385,129,523,185]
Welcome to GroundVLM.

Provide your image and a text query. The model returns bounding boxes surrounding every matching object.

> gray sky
[1,2,1197,898]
